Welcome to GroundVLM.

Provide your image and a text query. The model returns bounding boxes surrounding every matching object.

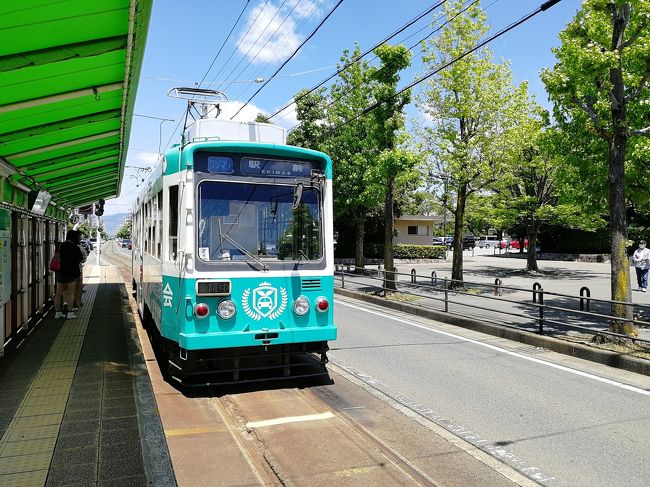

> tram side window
[169,185,178,260]
[157,190,163,258]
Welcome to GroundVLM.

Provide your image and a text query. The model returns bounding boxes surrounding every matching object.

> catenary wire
[213,0,288,91]
[230,0,324,102]
[207,0,272,89]
[266,0,448,121]
[291,0,563,135]
[273,0,484,124]
[220,0,311,96]
[197,0,251,88]
[229,0,346,120]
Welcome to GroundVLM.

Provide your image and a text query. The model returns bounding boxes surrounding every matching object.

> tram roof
[0,0,153,209]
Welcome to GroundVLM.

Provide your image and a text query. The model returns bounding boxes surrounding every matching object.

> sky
[104,0,583,218]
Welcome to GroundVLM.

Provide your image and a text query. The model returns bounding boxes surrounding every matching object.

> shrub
[393,244,446,259]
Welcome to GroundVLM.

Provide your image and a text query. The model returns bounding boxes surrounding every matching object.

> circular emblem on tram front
[242,282,288,321]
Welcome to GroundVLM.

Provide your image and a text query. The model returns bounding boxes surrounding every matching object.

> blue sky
[106,0,582,216]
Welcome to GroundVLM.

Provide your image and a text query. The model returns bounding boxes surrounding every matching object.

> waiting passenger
[54,230,84,319]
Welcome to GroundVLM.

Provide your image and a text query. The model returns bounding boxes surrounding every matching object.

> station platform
[0,266,174,487]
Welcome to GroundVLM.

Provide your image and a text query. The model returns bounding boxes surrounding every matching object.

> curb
[335,287,650,377]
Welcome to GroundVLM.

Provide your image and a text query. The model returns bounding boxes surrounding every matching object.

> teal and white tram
[131,89,336,385]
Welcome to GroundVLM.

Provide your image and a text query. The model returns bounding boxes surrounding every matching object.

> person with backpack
[54,230,84,319]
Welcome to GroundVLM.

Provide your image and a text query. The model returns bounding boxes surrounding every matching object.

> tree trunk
[526,223,539,272]
[608,5,637,336]
[608,133,636,334]
[354,213,365,273]
[451,182,468,288]
[384,175,396,291]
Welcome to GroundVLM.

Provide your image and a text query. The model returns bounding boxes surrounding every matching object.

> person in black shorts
[54,230,84,319]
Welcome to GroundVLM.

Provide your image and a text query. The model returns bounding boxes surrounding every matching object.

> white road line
[336,299,650,397]
[246,412,335,429]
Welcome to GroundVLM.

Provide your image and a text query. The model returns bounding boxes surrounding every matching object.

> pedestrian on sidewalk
[632,239,650,292]
[73,233,87,310]
[54,230,84,319]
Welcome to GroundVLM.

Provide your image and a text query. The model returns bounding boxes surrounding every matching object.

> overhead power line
[198,0,251,88]
[229,0,346,120]
[206,0,273,89]
[311,0,563,135]
[267,0,448,121]
[274,0,484,124]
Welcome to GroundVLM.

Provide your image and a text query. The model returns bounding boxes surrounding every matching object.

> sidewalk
[0,266,174,486]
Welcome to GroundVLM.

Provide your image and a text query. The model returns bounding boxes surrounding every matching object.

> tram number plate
[196,280,231,296]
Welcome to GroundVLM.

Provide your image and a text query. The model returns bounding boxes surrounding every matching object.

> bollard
[538,288,544,334]
[494,278,502,296]
[431,270,437,286]
[341,271,345,289]
[532,282,542,303]
[346,264,351,273]
[411,268,416,284]
[579,286,591,312]
[444,287,449,312]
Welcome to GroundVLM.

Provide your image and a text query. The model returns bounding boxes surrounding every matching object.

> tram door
[33,220,44,315]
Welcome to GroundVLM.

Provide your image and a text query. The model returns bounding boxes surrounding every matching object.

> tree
[417,0,525,287]
[323,46,384,271]
[366,44,414,291]
[541,0,650,335]
[116,220,132,239]
[286,88,327,149]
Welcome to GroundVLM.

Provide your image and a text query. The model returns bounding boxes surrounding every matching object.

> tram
[131,88,336,385]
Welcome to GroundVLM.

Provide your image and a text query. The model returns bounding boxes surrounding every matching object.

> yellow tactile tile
[0,438,57,458]
[0,469,49,486]
[0,452,51,474]
[0,269,101,482]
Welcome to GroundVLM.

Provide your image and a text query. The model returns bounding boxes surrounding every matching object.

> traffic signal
[95,199,105,216]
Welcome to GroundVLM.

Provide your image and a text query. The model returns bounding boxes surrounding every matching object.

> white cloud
[237,0,323,63]
[132,150,160,164]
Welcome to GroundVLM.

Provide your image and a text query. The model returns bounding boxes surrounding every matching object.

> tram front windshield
[197,181,322,263]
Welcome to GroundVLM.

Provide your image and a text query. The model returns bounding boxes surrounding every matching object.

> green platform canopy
[0,0,153,208]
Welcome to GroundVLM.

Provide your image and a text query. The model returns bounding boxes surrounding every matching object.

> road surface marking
[246,412,334,429]
[336,299,650,397]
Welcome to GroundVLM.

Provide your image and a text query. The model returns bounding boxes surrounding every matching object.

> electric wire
[292,0,563,135]
[266,0,448,121]
[213,0,287,91]
[230,0,324,102]
[273,0,482,124]
[197,0,251,88]
[221,0,309,96]
[229,0,346,120]
[207,0,272,89]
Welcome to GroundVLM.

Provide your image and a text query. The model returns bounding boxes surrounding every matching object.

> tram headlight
[194,303,209,319]
[293,296,310,316]
[217,300,236,319]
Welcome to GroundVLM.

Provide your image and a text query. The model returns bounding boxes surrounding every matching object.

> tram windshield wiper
[219,229,269,271]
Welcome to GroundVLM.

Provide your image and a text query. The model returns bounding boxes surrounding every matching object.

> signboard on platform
[0,209,11,306]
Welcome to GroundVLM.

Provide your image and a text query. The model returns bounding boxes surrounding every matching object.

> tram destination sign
[241,158,311,178]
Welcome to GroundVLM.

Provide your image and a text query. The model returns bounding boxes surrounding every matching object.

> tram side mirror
[292,183,303,210]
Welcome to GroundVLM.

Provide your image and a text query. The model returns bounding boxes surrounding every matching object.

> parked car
[477,235,507,249]
[449,235,476,250]
[432,236,453,246]
[121,238,132,249]
[510,239,528,249]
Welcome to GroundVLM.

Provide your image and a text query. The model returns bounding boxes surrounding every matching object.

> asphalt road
[330,295,650,487]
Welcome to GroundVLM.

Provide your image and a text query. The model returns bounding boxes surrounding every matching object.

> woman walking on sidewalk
[54,230,84,319]
[632,239,650,292]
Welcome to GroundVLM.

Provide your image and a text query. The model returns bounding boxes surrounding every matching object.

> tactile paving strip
[0,270,99,485]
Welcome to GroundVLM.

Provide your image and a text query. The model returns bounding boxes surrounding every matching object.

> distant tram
[131,88,336,385]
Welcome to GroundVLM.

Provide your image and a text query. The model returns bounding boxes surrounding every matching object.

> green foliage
[393,244,446,259]
[255,113,271,123]
[286,88,327,150]
[116,220,132,239]
[541,0,650,206]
